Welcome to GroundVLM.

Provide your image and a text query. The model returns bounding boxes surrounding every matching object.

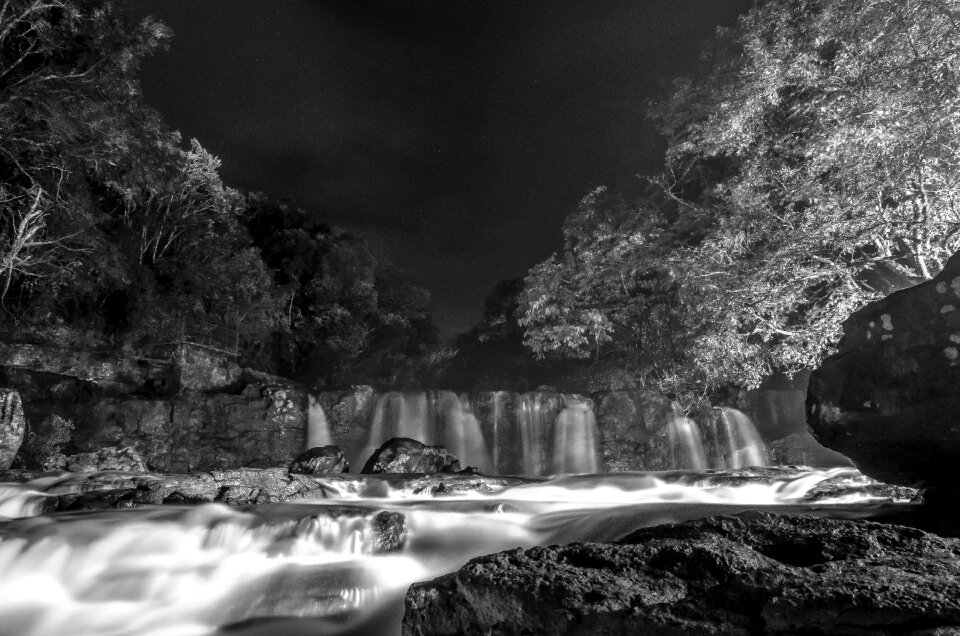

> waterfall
[346,390,771,476]
[306,395,333,449]
[551,395,599,474]
[667,409,708,470]
[517,392,560,476]
[438,392,492,473]
[717,407,768,468]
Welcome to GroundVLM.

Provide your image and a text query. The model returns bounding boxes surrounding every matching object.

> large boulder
[361,437,462,474]
[288,445,349,474]
[403,511,960,635]
[808,252,960,491]
[0,388,25,469]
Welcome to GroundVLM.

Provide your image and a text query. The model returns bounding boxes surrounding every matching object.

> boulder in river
[808,251,960,492]
[403,511,960,635]
[288,445,349,475]
[361,437,462,474]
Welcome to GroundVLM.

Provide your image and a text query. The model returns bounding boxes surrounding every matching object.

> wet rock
[0,388,25,470]
[64,446,147,472]
[403,511,960,635]
[370,510,407,552]
[288,445,348,474]
[315,386,377,469]
[808,251,960,492]
[16,413,74,470]
[767,431,855,468]
[361,437,461,474]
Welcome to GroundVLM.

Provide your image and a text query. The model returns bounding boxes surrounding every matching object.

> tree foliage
[0,0,434,388]
[521,0,960,404]
[242,198,436,386]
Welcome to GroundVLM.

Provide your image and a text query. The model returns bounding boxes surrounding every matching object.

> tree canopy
[520,0,960,404]
[0,0,435,387]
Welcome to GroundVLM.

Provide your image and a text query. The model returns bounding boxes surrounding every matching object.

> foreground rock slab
[403,511,960,635]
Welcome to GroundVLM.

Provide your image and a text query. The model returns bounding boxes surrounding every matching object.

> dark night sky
[130,0,751,335]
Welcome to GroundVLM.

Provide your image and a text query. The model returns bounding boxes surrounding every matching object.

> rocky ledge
[0,467,538,516]
[403,511,960,635]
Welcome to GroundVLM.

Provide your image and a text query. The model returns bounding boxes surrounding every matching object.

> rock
[16,413,74,470]
[0,388,25,469]
[64,446,147,472]
[361,437,461,474]
[288,445,349,474]
[316,386,377,469]
[767,431,855,468]
[170,343,242,393]
[403,511,960,635]
[808,251,960,491]
[0,466,339,514]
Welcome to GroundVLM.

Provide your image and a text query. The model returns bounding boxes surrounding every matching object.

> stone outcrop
[403,511,960,635]
[0,388,25,469]
[288,445,349,474]
[361,437,462,474]
[63,446,147,473]
[808,252,960,491]
[11,383,306,472]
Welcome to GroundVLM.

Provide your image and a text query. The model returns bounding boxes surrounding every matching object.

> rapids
[0,467,916,636]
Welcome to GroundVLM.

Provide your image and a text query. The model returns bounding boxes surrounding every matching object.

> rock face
[808,251,960,490]
[403,511,960,635]
[288,445,349,474]
[0,388,25,469]
[361,437,462,474]
[64,446,147,473]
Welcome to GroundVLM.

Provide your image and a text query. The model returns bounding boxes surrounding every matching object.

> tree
[242,197,436,386]
[521,0,960,405]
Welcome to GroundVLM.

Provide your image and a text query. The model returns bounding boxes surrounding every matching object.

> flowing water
[0,467,916,636]
[339,390,770,476]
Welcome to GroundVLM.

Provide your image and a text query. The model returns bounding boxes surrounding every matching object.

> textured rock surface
[64,446,147,473]
[288,445,349,474]
[362,437,462,474]
[17,383,308,472]
[0,388,25,469]
[808,251,960,490]
[403,511,960,635]
[767,431,855,468]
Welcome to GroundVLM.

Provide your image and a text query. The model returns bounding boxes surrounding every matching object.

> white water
[305,395,332,449]
[551,396,598,473]
[349,391,770,477]
[718,406,768,469]
[0,467,915,636]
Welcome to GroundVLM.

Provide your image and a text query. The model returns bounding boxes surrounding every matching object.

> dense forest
[0,0,436,387]
[518,0,960,405]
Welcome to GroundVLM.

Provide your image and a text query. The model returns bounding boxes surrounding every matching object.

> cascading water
[0,467,917,636]
[551,395,598,474]
[667,407,708,470]
[438,392,492,474]
[345,390,771,476]
[718,406,768,468]
[305,395,332,449]
[517,392,559,476]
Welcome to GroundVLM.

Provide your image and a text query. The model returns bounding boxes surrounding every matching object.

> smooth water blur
[0,467,916,636]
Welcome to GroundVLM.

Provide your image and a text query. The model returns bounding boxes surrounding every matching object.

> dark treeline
[0,0,435,387]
